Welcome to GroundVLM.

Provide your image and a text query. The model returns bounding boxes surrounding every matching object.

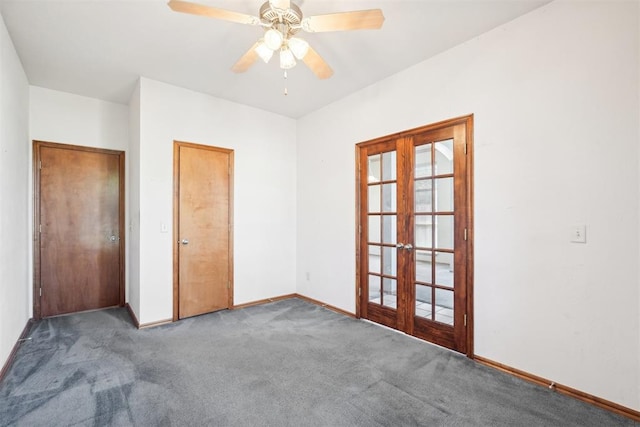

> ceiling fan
[167,0,385,79]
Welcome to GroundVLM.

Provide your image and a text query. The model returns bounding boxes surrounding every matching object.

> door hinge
[358,287,361,297]
[39,160,42,169]
[39,287,42,297]
[464,314,467,326]
[228,281,231,289]
[464,229,468,241]
[359,225,361,235]
[39,224,42,233]
[464,144,467,155]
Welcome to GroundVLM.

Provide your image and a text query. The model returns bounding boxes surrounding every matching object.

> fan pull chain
[283,70,288,96]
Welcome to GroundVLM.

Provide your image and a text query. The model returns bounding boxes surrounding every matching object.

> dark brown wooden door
[357,116,473,355]
[35,141,124,318]
[174,142,233,319]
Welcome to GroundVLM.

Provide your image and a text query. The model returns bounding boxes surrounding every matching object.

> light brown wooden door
[357,116,473,355]
[174,142,233,319]
[35,141,124,318]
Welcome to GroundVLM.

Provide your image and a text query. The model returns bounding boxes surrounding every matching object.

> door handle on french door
[404,244,413,251]
[396,243,405,249]
[180,239,189,245]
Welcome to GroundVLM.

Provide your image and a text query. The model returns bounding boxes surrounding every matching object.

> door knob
[396,243,412,250]
[181,239,189,245]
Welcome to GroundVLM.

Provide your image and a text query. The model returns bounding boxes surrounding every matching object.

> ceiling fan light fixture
[288,37,309,59]
[255,41,274,63]
[264,28,284,50]
[279,47,296,69]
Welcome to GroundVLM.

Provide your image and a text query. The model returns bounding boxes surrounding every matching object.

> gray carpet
[0,298,637,426]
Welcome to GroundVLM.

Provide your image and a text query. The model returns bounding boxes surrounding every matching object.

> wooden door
[357,116,473,355]
[34,141,125,318]
[173,141,233,319]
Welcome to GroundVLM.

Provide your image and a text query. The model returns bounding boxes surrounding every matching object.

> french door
[357,116,473,355]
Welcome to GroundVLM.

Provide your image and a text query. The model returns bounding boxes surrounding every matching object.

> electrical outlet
[570,225,586,243]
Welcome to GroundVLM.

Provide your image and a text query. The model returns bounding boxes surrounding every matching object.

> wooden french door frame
[355,115,474,357]
[172,141,234,320]
[33,140,126,320]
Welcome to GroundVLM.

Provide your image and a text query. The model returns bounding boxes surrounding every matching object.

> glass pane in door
[434,139,453,175]
[382,184,397,212]
[368,245,381,273]
[435,215,454,250]
[434,178,454,212]
[434,252,453,287]
[368,216,380,243]
[415,250,432,283]
[382,278,397,308]
[368,185,380,212]
[368,154,381,183]
[414,179,432,212]
[382,151,396,181]
[435,288,454,325]
[415,284,433,319]
[415,144,432,178]
[414,215,432,248]
[369,275,381,302]
[382,246,397,276]
[382,215,397,244]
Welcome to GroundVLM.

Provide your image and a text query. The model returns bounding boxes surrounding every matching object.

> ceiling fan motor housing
[260,1,303,36]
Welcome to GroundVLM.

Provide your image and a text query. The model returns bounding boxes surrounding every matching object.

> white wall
[29,86,130,302]
[27,79,298,327]
[133,78,297,325]
[128,81,141,318]
[297,0,639,411]
[0,13,29,368]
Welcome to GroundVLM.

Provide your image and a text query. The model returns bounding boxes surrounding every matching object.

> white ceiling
[0,0,549,118]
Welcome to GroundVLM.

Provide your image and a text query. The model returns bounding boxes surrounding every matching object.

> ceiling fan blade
[168,0,259,26]
[302,9,384,32]
[302,46,333,79]
[269,0,291,11]
[231,42,260,73]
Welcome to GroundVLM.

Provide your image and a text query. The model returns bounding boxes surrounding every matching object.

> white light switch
[570,225,586,243]
[160,222,169,233]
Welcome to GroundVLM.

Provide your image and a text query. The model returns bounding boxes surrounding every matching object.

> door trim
[33,140,126,320]
[172,141,234,321]
[354,115,474,357]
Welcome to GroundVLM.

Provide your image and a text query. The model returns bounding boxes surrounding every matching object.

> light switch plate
[570,225,586,243]
[160,222,169,233]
